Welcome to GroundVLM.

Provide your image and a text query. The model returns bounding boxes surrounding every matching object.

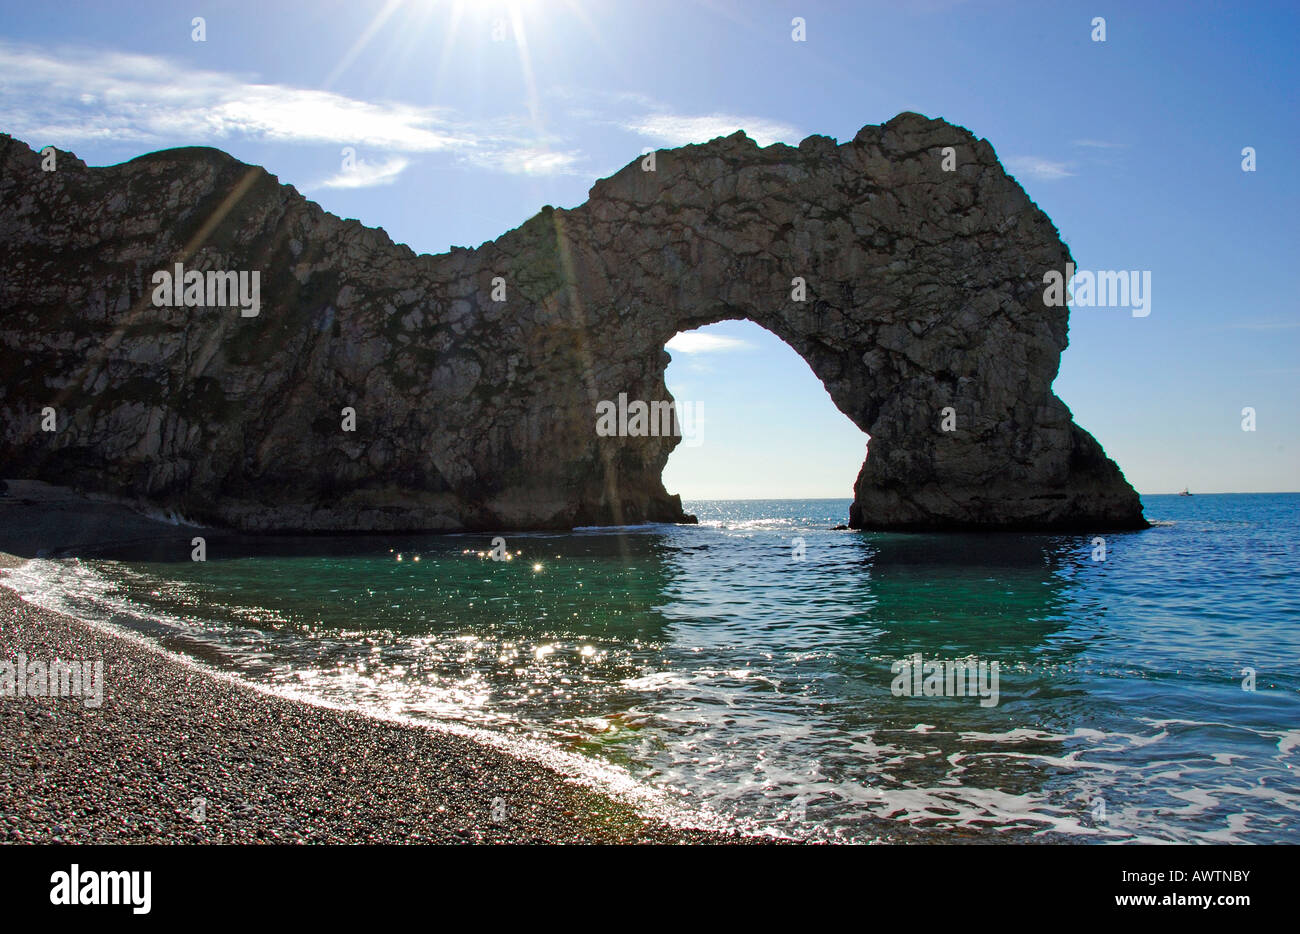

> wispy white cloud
[0,43,470,151]
[666,332,754,354]
[622,113,801,148]
[0,42,803,184]
[316,156,410,190]
[1006,156,1076,181]
[1072,139,1129,149]
[460,146,584,176]
[0,42,583,177]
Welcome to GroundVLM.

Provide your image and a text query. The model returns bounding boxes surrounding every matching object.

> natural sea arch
[0,113,1146,532]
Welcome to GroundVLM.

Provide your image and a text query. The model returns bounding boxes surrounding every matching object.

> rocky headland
[0,112,1146,531]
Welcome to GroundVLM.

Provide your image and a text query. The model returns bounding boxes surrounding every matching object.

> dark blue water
[9,493,1298,842]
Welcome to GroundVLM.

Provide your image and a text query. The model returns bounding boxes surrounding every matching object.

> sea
[6,493,1298,843]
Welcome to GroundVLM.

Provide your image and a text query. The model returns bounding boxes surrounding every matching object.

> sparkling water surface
[10,494,1299,842]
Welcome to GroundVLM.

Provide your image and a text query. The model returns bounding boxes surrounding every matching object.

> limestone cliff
[0,112,1146,531]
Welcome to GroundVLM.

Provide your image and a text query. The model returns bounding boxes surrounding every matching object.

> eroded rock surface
[0,113,1146,531]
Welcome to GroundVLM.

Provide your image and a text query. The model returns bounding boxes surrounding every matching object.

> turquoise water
[10,494,1299,842]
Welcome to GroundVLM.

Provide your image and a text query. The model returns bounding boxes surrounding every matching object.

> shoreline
[0,483,746,845]
[0,559,742,844]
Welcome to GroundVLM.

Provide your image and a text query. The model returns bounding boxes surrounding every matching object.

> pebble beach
[0,484,740,845]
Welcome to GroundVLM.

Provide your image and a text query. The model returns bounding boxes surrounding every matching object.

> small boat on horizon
[1178,487,1193,496]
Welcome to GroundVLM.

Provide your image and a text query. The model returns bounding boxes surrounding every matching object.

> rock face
[0,113,1146,532]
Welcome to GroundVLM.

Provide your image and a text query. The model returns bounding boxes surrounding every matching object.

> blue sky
[2,0,1296,497]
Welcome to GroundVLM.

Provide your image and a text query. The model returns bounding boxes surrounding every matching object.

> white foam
[1,557,736,837]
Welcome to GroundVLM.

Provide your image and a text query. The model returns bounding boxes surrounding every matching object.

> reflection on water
[7,496,1299,843]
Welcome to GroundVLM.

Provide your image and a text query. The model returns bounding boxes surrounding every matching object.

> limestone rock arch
[0,112,1146,531]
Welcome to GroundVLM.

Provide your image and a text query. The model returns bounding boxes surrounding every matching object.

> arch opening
[661,320,869,505]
